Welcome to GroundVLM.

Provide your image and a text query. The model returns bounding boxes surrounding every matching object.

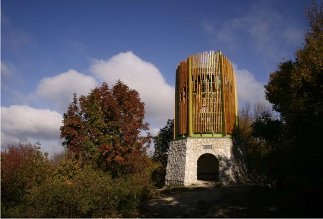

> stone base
[165,137,236,186]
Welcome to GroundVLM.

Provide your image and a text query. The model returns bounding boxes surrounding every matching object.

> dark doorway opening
[197,153,219,181]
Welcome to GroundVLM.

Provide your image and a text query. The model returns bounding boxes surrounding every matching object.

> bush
[1,144,52,217]
[1,144,155,218]
[151,163,166,188]
[24,163,117,217]
[23,157,153,218]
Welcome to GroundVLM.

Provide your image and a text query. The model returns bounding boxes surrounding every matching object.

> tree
[153,119,174,166]
[151,119,174,187]
[1,143,52,217]
[60,81,151,175]
[265,61,294,120]
[231,104,252,183]
[265,2,323,190]
[265,3,323,135]
[251,111,283,146]
[233,104,284,185]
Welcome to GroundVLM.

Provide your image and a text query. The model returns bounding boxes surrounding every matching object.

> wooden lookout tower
[166,51,238,186]
[175,50,238,139]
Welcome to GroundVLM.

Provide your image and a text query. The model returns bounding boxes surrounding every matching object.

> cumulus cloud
[91,51,174,134]
[233,64,270,108]
[1,105,63,154]
[1,51,272,157]
[36,69,97,112]
[2,51,173,157]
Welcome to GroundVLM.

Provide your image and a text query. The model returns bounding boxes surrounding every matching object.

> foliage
[151,162,167,188]
[251,111,283,146]
[1,143,52,217]
[233,104,286,186]
[60,81,151,176]
[234,2,323,191]
[1,149,154,218]
[2,81,157,217]
[265,3,323,135]
[233,2,323,190]
[231,105,252,183]
[24,159,152,218]
[264,2,323,190]
[152,119,174,187]
[153,119,174,166]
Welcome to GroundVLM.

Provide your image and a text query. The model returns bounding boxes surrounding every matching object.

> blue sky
[1,0,314,155]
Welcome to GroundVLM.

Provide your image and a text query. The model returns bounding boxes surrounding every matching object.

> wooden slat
[175,51,237,138]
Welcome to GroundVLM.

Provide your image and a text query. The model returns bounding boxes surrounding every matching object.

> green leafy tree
[265,3,323,135]
[233,104,285,185]
[60,81,151,176]
[151,119,174,187]
[251,111,287,187]
[265,2,323,190]
[251,111,283,146]
[153,119,174,165]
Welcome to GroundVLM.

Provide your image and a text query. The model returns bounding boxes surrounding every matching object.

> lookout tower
[166,51,238,186]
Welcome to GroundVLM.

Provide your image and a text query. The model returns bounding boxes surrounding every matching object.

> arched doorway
[197,153,219,181]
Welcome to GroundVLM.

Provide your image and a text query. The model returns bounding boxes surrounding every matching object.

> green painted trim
[175,134,231,140]
[191,133,227,138]
[175,135,188,140]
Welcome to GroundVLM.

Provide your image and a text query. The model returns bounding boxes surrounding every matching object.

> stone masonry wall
[165,137,236,186]
[165,139,187,186]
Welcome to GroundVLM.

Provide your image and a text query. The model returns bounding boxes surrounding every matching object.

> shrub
[23,157,154,218]
[24,163,117,217]
[151,162,166,188]
[1,145,155,218]
[1,144,52,217]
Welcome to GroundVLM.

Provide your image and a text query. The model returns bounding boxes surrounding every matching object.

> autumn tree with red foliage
[1,143,52,215]
[60,81,151,175]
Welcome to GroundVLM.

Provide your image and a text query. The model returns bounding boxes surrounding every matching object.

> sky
[1,0,315,155]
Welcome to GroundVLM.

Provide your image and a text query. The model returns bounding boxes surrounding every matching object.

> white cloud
[1,52,174,158]
[1,61,12,79]
[36,69,97,112]
[1,105,63,154]
[233,64,270,108]
[91,51,174,133]
[1,61,22,85]
[1,51,271,157]
[203,1,304,62]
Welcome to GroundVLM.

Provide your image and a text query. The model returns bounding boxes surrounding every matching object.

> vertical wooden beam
[174,65,179,139]
[175,50,237,138]
[233,65,238,126]
[220,53,227,136]
[188,57,193,137]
